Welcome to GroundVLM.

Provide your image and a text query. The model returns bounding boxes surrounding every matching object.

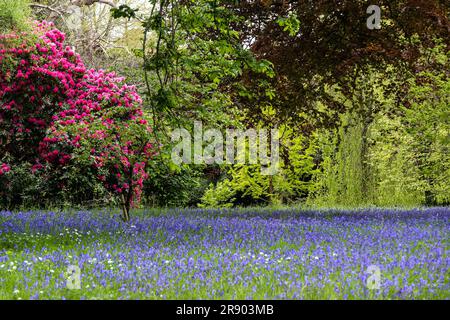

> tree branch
[71,0,117,8]
[29,3,67,17]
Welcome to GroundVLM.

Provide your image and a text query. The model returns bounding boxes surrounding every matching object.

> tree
[231,1,449,122]
[402,41,450,205]
[54,104,155,221]
[111,0,275,130]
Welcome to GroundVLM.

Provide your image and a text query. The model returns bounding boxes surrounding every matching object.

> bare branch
[71,0,117,8]
[29,3,67,16]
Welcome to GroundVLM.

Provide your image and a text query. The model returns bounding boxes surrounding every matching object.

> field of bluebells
[0,208,448,300]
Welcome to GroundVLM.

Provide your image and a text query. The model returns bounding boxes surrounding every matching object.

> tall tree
[231,0,449,123]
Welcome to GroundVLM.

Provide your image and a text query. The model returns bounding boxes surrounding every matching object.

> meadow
[0,208,448,300]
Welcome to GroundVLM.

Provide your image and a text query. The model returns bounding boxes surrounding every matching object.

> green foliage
[401,42,450,205]
[144,158,210,207]
[110,5,138,20]
[0,163,42,209]
[308,47,450,207]
[113,0,274,129]
[309,116,367,207]
[276,13,301,36]
[0,162,108,210]
[0,0,30,32]
[200,121,320,207]
[111,0,277,208]
[199,180,235,208]
[367,114,425,206]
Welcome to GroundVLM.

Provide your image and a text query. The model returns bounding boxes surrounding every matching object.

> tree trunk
[121,193,130,222]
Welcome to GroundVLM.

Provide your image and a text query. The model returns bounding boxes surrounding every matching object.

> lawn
[0,208,448,299]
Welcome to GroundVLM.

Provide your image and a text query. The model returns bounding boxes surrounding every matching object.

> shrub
[0,21,155,219]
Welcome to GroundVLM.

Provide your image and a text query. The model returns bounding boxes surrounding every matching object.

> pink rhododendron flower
[0,21,157,209]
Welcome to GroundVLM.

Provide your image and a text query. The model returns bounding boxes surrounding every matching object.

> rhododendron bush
[0,22,155,220]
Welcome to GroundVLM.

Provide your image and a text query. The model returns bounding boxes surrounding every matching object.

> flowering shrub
[0,163,10,175]
[0,21,155,218]
[51,105,156,220]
